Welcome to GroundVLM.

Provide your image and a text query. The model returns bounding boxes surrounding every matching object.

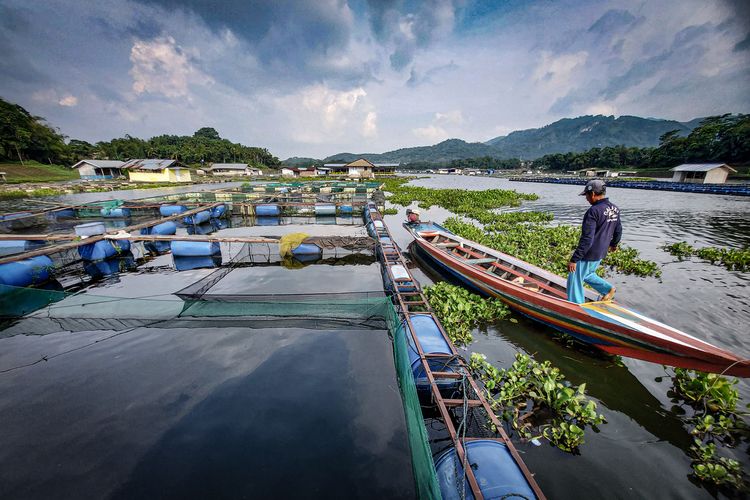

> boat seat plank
[464,258,498,264]
[453,243,569,299]
[436,242,460,248]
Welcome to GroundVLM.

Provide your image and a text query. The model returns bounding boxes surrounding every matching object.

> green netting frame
[383,300,442,500]
[0,284,442,498]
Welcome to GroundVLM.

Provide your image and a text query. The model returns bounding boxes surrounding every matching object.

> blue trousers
[566,260,613,304]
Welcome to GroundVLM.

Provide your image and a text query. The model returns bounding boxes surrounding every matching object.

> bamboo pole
[0,203,220,265]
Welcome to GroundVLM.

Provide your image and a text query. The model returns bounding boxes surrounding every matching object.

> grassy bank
[0,161,79,183]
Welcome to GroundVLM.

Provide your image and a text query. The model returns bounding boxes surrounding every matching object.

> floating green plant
[690,440,743,488]
[670,368,749,489]
[381,207,399,215]
[673,368,741,415]
[663,242,750,272]
[470,352,606,453]
[444,216,661,278]
[385,182,538,218]
[424,282,509,346]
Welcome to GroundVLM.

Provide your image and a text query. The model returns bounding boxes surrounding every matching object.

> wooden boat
[405,221,750,377]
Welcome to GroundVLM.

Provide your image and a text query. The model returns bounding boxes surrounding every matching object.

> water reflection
[0,325,413,499]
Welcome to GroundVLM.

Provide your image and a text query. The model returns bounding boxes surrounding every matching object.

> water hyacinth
[664,241,750,272]
[670,368,748,490]
[424,282,509,346]
[444,216,661,278]
[383,177,660,278]
[470,352,606,453]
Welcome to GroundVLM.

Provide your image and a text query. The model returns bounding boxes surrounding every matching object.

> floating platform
[509,176,750,196]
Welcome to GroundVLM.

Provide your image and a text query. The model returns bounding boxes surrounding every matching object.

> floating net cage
[0,239,442,499]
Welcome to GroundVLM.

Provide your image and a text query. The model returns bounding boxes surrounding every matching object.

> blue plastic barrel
[140,222,175,254]
[211,204,227,218]
[173,255,222,271]
[78,240,131,261]
[293,253,322,263]
[291,243,322,256]
[183,210,211,225]
[171,240,221,257]
[211,218,229,230]
[187,222,215,235]
[255,204,280,217]
[315,204,336,216]
[83,255,136,278]
[315,216,337,225]
[100,207,131,218]
[0,255,54,287]
[141,220,177,236]
[48,208,75,219]
[434,440,537,500]
[255,217,280,226]
[144,241,171,254]
[403,314,460,395]
[160,205,188,216]
[338,205,353,215]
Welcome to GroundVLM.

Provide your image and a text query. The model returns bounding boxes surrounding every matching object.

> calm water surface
[2,176,748,498]
[385,175,750,499]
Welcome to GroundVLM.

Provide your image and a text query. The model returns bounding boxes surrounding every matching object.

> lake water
[384,175,750,499]
[1,176,748,498]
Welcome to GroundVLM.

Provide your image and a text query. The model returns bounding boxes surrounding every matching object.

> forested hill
[323,139,498,164]
[0,97,280,167]
[314,114,703,164]
[485,115,702,158]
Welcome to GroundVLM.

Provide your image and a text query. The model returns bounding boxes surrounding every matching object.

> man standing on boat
[567,179,622,303]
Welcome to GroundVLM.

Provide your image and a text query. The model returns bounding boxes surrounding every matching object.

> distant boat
[405,221,750,377]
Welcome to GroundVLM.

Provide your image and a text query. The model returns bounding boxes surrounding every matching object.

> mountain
[294,114,704,165]
[282,157,320,167]
[322,139,498,164]
[484,115,700,159]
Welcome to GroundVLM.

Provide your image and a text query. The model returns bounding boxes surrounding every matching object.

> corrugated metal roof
[671,163,736,172]
[122,159,180,170]
[71,159,125,169]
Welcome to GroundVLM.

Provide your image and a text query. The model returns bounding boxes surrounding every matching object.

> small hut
[670,164,736,184]
[70,160,126,180]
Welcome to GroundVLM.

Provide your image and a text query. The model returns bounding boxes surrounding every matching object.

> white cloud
[412,124,448,142]
[533,51,589,88]
[30,89,78,107]
[585,102,617,115]
[435,110,464,126]
[362,111,378,138]
[274,84,377,145]
[58,94,78,107]
[129,36,213,98]
[411,110,464,142]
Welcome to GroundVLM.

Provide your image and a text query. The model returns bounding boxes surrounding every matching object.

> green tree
[193,127,220,140]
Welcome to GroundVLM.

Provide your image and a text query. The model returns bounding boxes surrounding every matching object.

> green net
[0,283,442,498]
[383,300,443,500]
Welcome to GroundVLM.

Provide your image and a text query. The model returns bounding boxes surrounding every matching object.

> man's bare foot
[602,287,616,301]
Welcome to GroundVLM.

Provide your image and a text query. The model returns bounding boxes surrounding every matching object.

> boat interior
[417,229,597,303]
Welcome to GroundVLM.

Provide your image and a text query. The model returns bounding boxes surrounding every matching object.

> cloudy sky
[1,0,748,159]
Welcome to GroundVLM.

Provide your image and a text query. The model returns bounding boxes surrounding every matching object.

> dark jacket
[570,198,622,263]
